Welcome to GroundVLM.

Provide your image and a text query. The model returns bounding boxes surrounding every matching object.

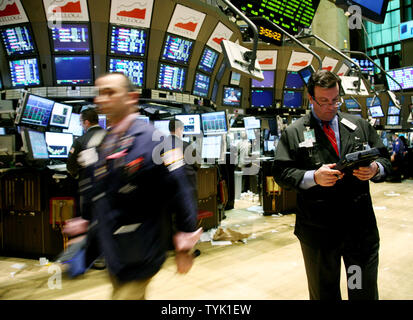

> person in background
[390,133,406,182]
[91,72,202,300]
[273,70,391,300]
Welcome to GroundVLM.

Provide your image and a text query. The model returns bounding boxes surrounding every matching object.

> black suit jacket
[273,112,391,248]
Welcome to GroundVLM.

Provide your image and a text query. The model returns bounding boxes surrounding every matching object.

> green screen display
[232,0,321,35]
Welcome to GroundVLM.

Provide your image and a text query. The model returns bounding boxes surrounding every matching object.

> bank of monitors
[201,111,228,135]
[251,89,273,107]
[9,58,41,88]
[16,93,55,128]
[198,47,219,74]
[192,72,210,97]
[63,113,83,137]
[282,90,303,108]
[285,71,304,90]
[0,24,36,56]
[109,25,146,57]
[49,23,91,53]
[153,120,170,136]
[387,115,400,126]
[251,70,275,88]
[49,102,72,128]
[22,129,49,160]
[53,56,93,85]
[175,114,201,135]
[160,34,193,65]
[157,63,186,92]
[222,86,242,107]
[45,132,73,159]
[201,135,222,159]
[108,58,145,87]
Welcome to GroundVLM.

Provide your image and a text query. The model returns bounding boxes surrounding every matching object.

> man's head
[94,72,138,125]
[80,108,99,131]
[169,119,184,138]
[307,70,342,122]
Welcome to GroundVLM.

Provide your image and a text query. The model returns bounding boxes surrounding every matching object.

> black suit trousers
[299,238,379,300]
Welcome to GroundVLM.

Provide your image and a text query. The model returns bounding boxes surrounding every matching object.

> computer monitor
[198,47,219,74]
[160,34,193,65]
[366,96,381,106]
[251,89,273,107]
[386,67,413,91]
[285,71,304,90]
[63,113,83,136]
[298,65,314,86]
[53,56,93,85]
[17,93,55,128]
[108,57,145,87]
[222,86,242,107]
[335,0,389,24]
[109,25,146,57]
[9,58,41,88]
[282,90,303,108]
[387,115,400,125]
[243,116,261,129]
[98,114,107,129]
[368,105,384,118]
[22,129,49,160]
[175,114,201,135]
[49,102,73,128]
[0,127,6,135]
[251,70,275,88]
[0,24,36,56]
[388,106,400,115]
[345,98,361,110]
[153,120,170,136]
[201,111,228,135]
[230,72,241,86]
[201,135,222,159]
[45,132,74,159]
[157,63,186,92]
[50,23,91,53]
[192,72,210,98]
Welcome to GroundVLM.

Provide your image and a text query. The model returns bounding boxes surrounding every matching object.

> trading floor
[0,179,412,300]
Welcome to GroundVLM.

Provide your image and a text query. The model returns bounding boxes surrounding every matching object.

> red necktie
[322,121,339,156]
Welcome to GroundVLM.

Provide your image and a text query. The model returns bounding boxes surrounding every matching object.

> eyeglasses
[312,96,343,108]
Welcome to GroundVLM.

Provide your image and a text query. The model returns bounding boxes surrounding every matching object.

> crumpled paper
[212,227,251,242]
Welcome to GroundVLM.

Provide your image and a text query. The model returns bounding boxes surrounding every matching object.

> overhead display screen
[109,25,146,57]
[232,0,321,35]
[50,23,90,53]
[157,63,186,92]
[108,58,145,87]
[9,58,41,87]
[198,47,219,74]
[161,34,193,65]
[387,67,413,91]
[0,25,36,56]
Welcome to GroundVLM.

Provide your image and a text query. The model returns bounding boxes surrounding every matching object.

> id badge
[304,129,316,143]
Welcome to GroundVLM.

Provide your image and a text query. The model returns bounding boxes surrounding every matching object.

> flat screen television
[201,135,222,159]
[109,25,146,57]
[222,86,242,107]
[201,111,227,135]
[251,89,273,107]
[160,34,193,65]
[230,72,241,86]
[192,72,210,98]
[368,105,384,118]
[157,63,186,92]
[49,102,72,128]
[282,90,303,108]
[284,71,304,90]
[17,93,55,127]
[108,57,145,87]
[50,23,90,53]
[298,65,314,85]
[45,132,74,159]
[175,114,201,135]
[387,115,400,125]
[53,56,93,85]
[386,67,413,91]
[366,96,381,106]
[0,24,36,56]
[334,0,389,24]
[22,129,49,160]
[63,112,83,136]
[244,116,261,129]
[388,106,400,115]
[153,120,170,136]
[198,47,219,74]
[9,58,41,87]
[345,98,361,110]
[251,70,275,88]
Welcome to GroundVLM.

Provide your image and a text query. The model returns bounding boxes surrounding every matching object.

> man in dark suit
[273,70,391,300]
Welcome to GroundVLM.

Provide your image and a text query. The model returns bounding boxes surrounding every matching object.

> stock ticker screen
[109,25,146,57]
[0,25,36,56]
[50,23,90,53]
[109,58,145,87]
[232,0,321,34]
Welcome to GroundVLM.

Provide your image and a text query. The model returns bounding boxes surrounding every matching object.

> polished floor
[0,179,412,300]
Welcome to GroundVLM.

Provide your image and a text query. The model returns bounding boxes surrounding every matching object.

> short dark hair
[307,70,341,97]
[97,72,135,92]
[81,108,99,125]
[169,119,184,133]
